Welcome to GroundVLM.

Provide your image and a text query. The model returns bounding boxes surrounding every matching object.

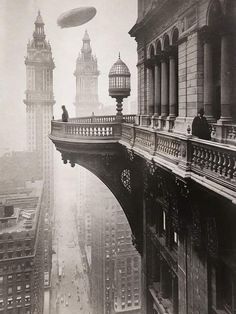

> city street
[50,203,91,314]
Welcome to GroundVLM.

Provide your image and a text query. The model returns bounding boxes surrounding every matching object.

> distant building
[24,11,54,290]
[0,151,41,190]
[0,180,45,314]
[89,182,142,314]
[74,30,100,116]
[113,208,141,314]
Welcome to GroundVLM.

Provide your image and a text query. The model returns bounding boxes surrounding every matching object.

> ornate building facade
[130,0,236,141]
[24,12,54,290]
[50,1,236,314]
[129,0,236,313]
[74,30,100,116]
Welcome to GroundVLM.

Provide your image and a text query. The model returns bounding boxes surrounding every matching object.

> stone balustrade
[211,123,236,146]
[50,116,236,198]
[121,123,236,195]
[68,114,135,124]
[191,139,236,188]
[51,120,121,141]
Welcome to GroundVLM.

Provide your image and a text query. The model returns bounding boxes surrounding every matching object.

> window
[25,283,30,290]
[25,273,30,280]
[163,211,166,231]
[173,231,178,245]
[17,285,21,292]
[7,275,13,281]
[25,295,30,303]
[16,296,21,304]
[8,287,12,294]
[7,297,13,305]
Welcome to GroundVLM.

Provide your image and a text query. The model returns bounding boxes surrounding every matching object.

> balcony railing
[68,114,135,124]
[121,124,236,196]
[51,115,135,141]
[50,115,236,199]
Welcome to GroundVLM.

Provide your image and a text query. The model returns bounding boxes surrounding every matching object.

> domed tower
[74,30,100,116]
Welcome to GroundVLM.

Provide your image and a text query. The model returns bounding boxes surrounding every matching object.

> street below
[50,203,91,314]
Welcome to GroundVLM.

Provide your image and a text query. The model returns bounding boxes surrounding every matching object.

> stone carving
[126,148,135,162]
[102,154,113,167]
[121,169,131,193]
[207,217,218,258]
[146,160,158,176]
[175,178,189,199]
[191,205,202,249]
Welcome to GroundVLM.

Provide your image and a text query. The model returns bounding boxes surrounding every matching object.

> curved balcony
[50,114,236,203]
[50,115,136,144]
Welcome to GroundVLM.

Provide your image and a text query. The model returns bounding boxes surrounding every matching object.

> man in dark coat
[61,105,69,122]
[192,108,211,140]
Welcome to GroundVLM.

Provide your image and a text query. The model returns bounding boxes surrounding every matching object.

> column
[203,39,214,121]
[161,54,169,117]
[143,63,148,115]
[147,67,154,116]
[154,62,161,116]
[220,33,232,122]
[169,52,177,118]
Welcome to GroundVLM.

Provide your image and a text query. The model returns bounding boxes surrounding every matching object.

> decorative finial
[118,52,120,59]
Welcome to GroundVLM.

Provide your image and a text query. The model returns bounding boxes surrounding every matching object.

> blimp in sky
[57,7,96,28]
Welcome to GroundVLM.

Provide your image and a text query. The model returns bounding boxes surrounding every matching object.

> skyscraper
[74,30,100,116]
[24,11,54,290]
[0,180,45,314]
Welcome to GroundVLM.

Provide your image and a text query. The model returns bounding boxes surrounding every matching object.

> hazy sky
[0,0,137,152]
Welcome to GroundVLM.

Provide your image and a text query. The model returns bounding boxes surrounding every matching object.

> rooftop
[0,180,43,236]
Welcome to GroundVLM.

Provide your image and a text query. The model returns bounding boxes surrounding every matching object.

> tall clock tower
[74,30,100,116]
[24,11,54,211]
[24,11,54,289]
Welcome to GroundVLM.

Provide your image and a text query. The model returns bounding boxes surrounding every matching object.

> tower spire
[81,30,92,59]
[33,11,45,43]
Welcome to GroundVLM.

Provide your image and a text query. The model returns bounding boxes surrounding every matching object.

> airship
[57,7,96,28]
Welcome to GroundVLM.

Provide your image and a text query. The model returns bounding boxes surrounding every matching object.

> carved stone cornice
[159,51,169,63]
[144,57,155,69]
[199,26,216,43]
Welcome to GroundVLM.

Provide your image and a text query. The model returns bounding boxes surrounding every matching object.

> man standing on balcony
[192,108,211,140]
[62,105,69,122]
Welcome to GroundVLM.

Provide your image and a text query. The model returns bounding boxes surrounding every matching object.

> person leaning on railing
[61,105,69,122]
[192,108,211,140]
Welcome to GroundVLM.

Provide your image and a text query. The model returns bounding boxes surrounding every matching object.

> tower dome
[109,55,130,76]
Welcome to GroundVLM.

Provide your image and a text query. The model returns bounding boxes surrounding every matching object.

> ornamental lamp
[109,53,131,120]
